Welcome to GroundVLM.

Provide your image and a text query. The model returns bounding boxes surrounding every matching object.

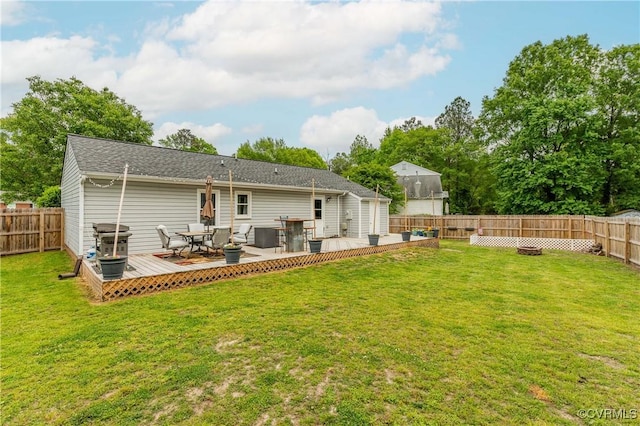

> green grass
[1,241,639,425]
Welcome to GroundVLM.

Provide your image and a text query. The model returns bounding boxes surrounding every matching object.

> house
[61,134,390,256]
[0,191,34,209]
[391,161,448,216]
[612,209,640,218]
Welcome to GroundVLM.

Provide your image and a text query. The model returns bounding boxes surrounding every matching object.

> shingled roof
[66,134,383,199]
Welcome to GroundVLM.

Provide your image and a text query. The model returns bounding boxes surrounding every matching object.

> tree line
[1,35,638,214]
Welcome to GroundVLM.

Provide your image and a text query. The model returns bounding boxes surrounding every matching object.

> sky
[1,1,638,158]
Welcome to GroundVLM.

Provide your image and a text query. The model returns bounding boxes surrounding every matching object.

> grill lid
[92,223,130,233]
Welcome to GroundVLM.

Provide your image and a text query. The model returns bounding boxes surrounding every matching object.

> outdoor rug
[152,251,259,266]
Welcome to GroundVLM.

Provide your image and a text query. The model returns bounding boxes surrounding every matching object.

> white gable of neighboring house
[391,161,440,177]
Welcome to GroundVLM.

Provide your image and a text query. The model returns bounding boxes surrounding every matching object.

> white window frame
[197,188,221,225]
[235,191,252,219]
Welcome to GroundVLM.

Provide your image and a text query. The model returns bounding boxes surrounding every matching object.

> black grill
[93,223,132,261]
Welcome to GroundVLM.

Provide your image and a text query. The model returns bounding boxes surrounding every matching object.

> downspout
[358,200,363,238]
[79,175,86,256]
[337,191,347,237]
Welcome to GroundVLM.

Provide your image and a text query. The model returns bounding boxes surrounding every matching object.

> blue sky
[1,1,638,157]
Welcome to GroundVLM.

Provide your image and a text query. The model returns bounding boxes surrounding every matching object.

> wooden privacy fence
[0,208,64,255]
[390,215,640,267]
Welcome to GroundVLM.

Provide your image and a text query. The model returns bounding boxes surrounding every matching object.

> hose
[58,257,82,280]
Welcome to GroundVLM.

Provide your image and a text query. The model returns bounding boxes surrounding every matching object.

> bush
[36,186,61,207]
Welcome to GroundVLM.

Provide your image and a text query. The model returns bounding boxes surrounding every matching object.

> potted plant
[223,242,242,264]
[309,239,322,253]
[99,254,127,280]
[368,184,380,246]
[425,226,435,238]
[98,163,129,280]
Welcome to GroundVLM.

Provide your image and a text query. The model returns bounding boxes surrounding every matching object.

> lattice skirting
[82,238,439,302]
[470,234,594,251]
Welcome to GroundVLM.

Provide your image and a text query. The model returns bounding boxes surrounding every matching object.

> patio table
[274,218,311,252]
[178,226,232,256]
[176,230,212,254]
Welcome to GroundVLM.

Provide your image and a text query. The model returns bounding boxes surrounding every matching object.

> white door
[369,200,381,234]
[313,198,324,238]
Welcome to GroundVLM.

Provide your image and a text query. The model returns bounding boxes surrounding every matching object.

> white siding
[60,146,82,254]
[400,199,444,216]
[340,194,362,238]
[380,201,389,235]
[323,196,339,238]
[81,179,335,254]
[391,161,440,177]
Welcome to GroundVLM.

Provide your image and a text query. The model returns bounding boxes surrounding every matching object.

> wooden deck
[81,234,439,301]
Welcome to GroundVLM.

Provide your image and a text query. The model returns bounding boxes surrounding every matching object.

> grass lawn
[1,241,639,425]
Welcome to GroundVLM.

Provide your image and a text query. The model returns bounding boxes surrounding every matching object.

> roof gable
[391,161,440,177]
[65,134,384,199]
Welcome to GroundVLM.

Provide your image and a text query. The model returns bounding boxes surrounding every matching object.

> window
[199,190,217,225]
[236,192,251,218]
[314,199,322,219]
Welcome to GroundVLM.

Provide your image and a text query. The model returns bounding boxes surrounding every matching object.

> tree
[594,44,640,213]
[236,137,327,169]
[435,97,474,144]
[480,35,609,214]
[398,117,424,132]
[327,152,352,175]
[326,135,375,176]
[158,129,217,154]
[435,97,493,214]
[0,76,153,203]
[345,163,404,213]
[348,135,377,166]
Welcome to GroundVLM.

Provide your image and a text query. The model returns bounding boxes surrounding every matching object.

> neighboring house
[612,209,640,218]
[61,134,390,256]
[0,192,33,209]
[391,161,449,216]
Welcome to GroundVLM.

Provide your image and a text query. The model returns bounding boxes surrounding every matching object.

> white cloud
[300,107,437,155]
[154,121,232,145]
[9,0,452,117]
[1,1,30,26]
[1,0,457,120]
[300,107,388,154]
[1,36,121,87]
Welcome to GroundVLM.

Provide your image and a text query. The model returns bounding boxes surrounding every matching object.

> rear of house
[61,135,390,256]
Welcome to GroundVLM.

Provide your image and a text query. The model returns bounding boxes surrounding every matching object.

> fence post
[518,217,523,238]
[39,210,45,252]
[568,216,572,239]
[60,209,65,251]
[624,221,630,264]
[604,220,610,257]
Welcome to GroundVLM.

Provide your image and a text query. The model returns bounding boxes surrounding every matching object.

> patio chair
[187,222,207,251]
[156,225,189,258]
[204,228,231,255]
[233,224,253,244]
